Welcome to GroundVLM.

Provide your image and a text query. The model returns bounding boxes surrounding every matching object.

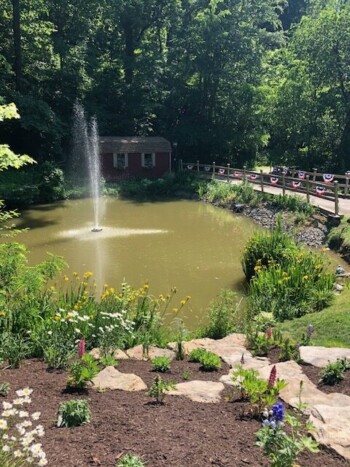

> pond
[13,197,260,328]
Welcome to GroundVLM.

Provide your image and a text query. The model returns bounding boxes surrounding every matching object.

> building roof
[99,136,171,153]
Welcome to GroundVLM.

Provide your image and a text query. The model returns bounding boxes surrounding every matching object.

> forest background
[0,0,349,173]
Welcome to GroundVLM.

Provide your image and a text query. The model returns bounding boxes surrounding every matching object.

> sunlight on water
[58,226,167,241]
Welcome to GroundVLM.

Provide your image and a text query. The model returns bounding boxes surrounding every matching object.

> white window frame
[113,153,128,169]
[141,152,155,168]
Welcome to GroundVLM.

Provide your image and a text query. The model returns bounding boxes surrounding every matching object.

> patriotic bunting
[204,166,211,172]
[249,174,258,181]
[297,171,306,179]
[270,177,279,185]
[345,171,350,178]
[291,181,301,189]
[323,173,334,183]
[315,186,326,196]
[233,171,242,178]
[186,164,193,170]
[218,168,225,175]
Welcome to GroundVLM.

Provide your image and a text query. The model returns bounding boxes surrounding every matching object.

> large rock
[126,345,175,361]
[257,361,350,412]
[91,366,147,391]
[299,346,350,368]
[168,334,247,359]
[310,405,350,460]
[89,348,129,360]
[220,356,270,386]
[167,380,225,403]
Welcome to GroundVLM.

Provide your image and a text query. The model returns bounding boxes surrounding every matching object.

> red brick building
[99,136,172,180]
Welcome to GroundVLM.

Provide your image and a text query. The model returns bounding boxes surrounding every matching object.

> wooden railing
[179,161,350,216]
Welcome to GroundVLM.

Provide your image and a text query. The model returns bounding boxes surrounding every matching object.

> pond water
[13,197,260,328]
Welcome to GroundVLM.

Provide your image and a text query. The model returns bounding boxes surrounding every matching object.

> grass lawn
[279,287,350,348]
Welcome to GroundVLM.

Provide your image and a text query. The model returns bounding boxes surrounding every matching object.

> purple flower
[272,402,284,422]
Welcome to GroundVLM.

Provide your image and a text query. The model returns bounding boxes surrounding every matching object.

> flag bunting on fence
[297,171,306,179]
[270,177,279,185]
[186,164,193,170]
[204,166,211,172]
[345,171,350,178]
[291,181,301,189]
[249,174,258,180]
[315,186,326,196]
[323,173,334,183]
[233,171,242,178]
[218,168,225,175]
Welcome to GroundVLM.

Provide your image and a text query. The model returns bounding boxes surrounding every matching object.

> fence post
[291,167,296,179]
[180,159,183,172]
[345,174,349,197]
[197,160,200,172]
[212,162,216,180]
[312,168,317,182]
[260,170,264,193]
[306,175,310,204]
[243,165,247,182]
[282,173,286,196]
[334,181,339,216]
[227,164,230,183]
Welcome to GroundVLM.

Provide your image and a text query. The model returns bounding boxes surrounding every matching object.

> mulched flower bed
[300,363,350,397]
[1,358,347,466]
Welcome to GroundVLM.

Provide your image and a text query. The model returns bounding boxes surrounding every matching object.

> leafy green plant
[117,454,146,467]
[99,354,118,367]
[151,356,171,373]
[198,351,221,371]
[278,338,300,362]
[231,365,287,416]
[67,354,99,389]
[256,401,319,467]
[0,381,10,396]
[320,358,350,385]
[202,289,239,339]
[147,375,176,404]
[57,399,91,427]
[181,370,192,381]
[254,312,276,332]
[245,326,272,357]
[1,333,30,368]
[188,348,208,362]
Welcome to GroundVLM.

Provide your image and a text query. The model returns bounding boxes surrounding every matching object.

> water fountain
[72,102,103,232]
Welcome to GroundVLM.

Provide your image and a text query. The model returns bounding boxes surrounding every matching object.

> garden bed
[1,358,347,467]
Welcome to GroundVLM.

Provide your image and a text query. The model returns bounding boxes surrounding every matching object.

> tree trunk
[12,0,22,91]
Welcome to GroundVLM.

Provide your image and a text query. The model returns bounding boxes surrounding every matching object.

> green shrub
[1,333,31,368]
[57,399,91,427]
[117,454,145,467]
[254,312,276,332]
[188,348,208,362]
[147,375,176,404]
[37,161,65,202]
[67,354,99,389]
[320,358,350,385]
[198,351,221,371]
[270,194,314,215]
[202,289,238,339]
[278,338,300,362]
[151,356,171,372]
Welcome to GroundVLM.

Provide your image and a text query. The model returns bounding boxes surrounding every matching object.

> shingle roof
[99,136,171,153]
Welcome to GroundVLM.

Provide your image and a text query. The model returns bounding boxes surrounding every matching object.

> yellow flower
[143,284,149,290]
[172,308,178,313]
[54,315,60,321]
[180,300,186,306]
[83,271,93,279]
[63,275,69,281]
[302,275,308,281]
[186,295,191,301]
[73,272,78,277]
[0,311,5,317]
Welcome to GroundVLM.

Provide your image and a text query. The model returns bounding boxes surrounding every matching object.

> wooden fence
[179,161,350,216]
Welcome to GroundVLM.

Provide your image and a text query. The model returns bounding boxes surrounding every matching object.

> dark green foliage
[57,399,91,428]
[188,348,209,363]
[151,356,171,373]
[320,358,350,385]
[202,289,239,339]
[198,351,221,372]
[67,354,99,389]
[117,454,146,467]
[147,375,176,404]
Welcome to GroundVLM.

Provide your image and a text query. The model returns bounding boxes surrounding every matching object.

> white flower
[2,402,12,410]
[16,388,33,397]
[35,425,45,437]
[38,457,48,466]
[19,411,29,418]
[2,433,8,439]
[14,450,22,458]
[23,397,31,404]
[22,420,32,427]
[0,419,8,430]
[2,445,10,452]
[13,398,25,406]
[32,412,41,420]
[47,331,53,336]
[2,409,17,417]
[26,457,34,464]
[21,433,34,446]
[30,443,43,458]
[74,328,81,334]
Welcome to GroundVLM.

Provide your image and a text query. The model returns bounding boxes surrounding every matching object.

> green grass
[279,287,350,347]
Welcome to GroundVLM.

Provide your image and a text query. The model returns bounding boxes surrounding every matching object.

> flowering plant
[256,401,319,467]
[0,388,47,466]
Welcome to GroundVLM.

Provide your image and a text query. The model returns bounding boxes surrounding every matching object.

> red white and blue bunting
[315,186,326,196]
[249,174,259,181]
[204,166,211,172]
[291,180,301,189]
[322,173,334,184]
[218,168,225,175]
[297,171,306,179]
[270,177,279,185]
[186,164,194,170]
[345,171,350,178]
[233,171,243,178]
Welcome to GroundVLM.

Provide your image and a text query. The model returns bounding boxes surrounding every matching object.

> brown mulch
[300,363,350,397]
[1,358,348,467]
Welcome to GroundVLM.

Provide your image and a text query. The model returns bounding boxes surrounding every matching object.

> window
[113,153,128,169]
[142,153,155,168]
